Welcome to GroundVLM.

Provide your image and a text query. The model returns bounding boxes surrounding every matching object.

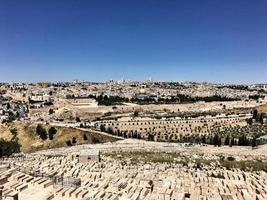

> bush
[48,127,57,140]
[0,139,20,157]
[92,137,100,144]
[134,110,139,117]
[83,133,88,141]
[66,140,72,146]
[76,117,81,122]
[48,109,54,115]
[10,128,18,141]
[72,137,77,145]
[227,156,236,161]
[36,124,48,140]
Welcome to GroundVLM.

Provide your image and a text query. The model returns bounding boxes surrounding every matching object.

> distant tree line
[100,125,142,139]
[224,85,250,90]
[249,95,265,100]
[88,94,241,106]
[171,133,259,147]
[99,124,262,147]
[158,94,240,104]
[91,95,130,106]
[65,93,242,106]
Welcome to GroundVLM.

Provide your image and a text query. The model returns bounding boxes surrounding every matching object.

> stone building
[78,149,100,163]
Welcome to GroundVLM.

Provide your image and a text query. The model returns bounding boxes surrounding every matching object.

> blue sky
[0,0,267,83]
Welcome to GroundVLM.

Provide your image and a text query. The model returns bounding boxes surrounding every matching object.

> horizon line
[1,79,266,86]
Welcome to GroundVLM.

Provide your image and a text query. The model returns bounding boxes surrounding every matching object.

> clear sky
[0,0,267,83]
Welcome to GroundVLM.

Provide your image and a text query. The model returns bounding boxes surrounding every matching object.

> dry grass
[0,122,118,153]
[257,104,267,113]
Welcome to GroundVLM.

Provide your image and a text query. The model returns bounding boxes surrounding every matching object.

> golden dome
[139,88,146,94]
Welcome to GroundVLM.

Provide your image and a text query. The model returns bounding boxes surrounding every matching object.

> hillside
[0,122,119,153]
[257,104,267,113]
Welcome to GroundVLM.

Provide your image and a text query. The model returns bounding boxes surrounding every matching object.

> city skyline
[1,0,267,83]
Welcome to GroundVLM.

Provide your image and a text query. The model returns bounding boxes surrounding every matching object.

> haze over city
[1,0,267,83]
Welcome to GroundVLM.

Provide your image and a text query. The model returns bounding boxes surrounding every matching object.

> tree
[201,135,206,144]
[36,124,48,140]
[252,136,257,148]
[213,134,219,146]
[6,103,10,110]
[16,111,20,118]
[107,127,113,135]
[133,110,139,117]
[48,127,57,140]
[83,133,88,141]
[209,135,214,145]
[92,137,100,144]
[253,109,258,119]
[49,109,54,115]
[0,139,20,158]
[66,140,72,146]
[76,117,81,122]
[238,134,249,146]
[100,124,105,132]
[72,137,77,145]
[259,113,264,124]
[246,118,253,125]
[10,128,18,141]
[224,135,230,146]
[217,136,222,147]
[147,134,154,141]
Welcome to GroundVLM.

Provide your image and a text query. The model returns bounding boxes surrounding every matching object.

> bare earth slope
[0,122,119,152]
[257,104,267,113]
